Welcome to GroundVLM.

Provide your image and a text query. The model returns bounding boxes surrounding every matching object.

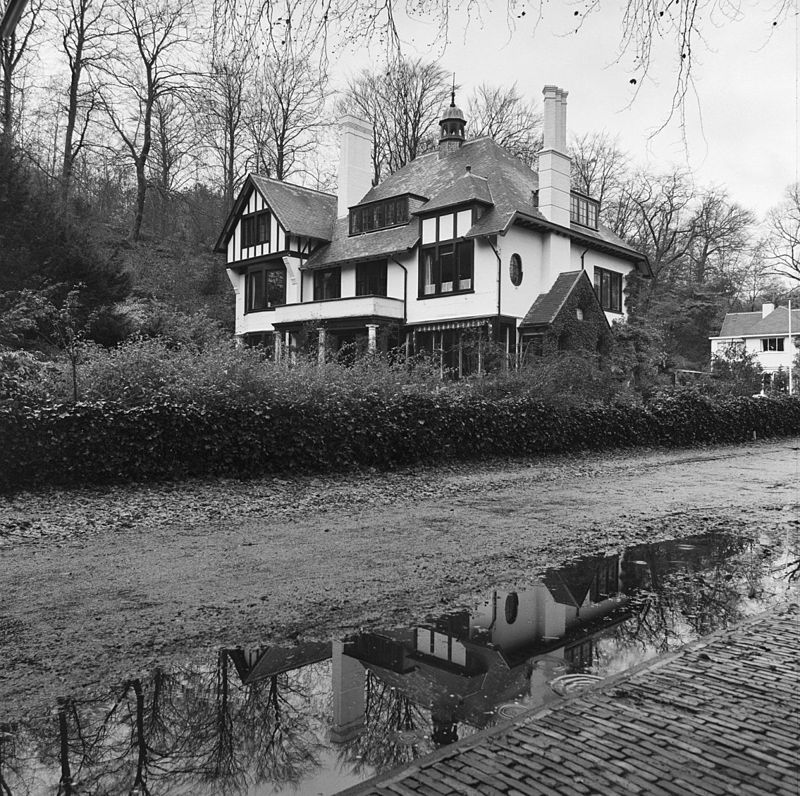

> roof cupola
[438,88,466,156]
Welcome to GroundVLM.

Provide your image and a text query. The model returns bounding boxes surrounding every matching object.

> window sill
[417,288,475,300]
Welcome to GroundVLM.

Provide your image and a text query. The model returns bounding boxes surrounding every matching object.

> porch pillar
[317,327,326,364]
[366,323,379,353]
[273,331,282,362]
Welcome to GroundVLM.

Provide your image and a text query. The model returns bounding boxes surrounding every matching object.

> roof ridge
[250,173,336,198]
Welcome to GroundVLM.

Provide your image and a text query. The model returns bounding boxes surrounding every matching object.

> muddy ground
[2,438,799,715]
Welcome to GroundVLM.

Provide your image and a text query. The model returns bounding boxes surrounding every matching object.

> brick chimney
[337,115,373,218]
[537,85,571,227]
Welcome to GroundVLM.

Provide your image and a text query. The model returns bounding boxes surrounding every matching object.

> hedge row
[1,392,799,491]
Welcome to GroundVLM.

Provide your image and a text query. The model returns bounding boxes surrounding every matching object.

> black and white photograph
[1,0,799,793]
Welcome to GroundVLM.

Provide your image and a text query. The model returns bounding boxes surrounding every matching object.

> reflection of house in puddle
[229,553,631,748]
[335,553,629,743]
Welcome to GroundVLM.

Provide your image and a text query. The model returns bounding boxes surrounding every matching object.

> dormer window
[570,192,599,229]
[349,197,409,235]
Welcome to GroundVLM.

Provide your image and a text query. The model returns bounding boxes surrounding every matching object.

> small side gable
[521,270,612,356]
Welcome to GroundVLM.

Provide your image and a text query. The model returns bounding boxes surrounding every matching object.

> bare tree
[765,183,800,283]
[467,83,540,167]
[341,56,450,184]
[627,168,697,286]
[245,49,326,182]
[686,188,754,285]
[199,55,248,206]
[101,0,190,240]
[212,0,796,125]
[569,131,641,239]
[54,0,112,200]
[570,132,630,207]
[732,239,788,310]
[1,0,43,143]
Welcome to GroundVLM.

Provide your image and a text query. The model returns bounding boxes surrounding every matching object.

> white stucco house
[710,303,800,379]
[215,85,649,373]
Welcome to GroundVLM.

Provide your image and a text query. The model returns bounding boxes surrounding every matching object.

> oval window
[509,253,523,286]
[505,592,519,624]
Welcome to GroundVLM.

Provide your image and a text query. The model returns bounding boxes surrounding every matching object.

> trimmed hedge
[1,393,799,491]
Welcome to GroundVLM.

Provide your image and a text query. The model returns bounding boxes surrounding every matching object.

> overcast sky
[330,2,798,219]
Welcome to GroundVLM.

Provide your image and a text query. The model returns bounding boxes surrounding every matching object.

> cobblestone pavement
[343,603,800,796]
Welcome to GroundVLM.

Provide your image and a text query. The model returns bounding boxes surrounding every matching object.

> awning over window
[412,317,493,333]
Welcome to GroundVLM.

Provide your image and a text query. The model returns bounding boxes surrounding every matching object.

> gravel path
[2,439,799,715]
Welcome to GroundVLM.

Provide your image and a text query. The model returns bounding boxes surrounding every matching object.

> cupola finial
[439,78,466,156]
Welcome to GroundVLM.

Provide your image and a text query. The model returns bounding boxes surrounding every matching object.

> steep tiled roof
[303,218,420,269]
[250,174,337,241]
[717,307,800,337]
[214,174,336,252]
[520,271,584,327]
[224,138,646,269]
[416,171,493,213]
[355,137,643,264]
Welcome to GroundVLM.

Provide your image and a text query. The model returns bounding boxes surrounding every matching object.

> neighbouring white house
[710,303,800,380]
[215,85,649,374]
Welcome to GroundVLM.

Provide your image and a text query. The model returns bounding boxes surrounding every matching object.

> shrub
[1,391,798,491]
[0,350,60,409]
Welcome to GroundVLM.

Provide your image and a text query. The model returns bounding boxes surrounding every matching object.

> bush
[0,350,60,409]
[1,391,799,491]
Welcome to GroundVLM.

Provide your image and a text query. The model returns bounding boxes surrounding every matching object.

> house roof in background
[717,306,800,337]
[303,218,420,269]
[214,174,337,253]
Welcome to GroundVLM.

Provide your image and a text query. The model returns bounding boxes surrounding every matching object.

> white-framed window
[761,337,785,352]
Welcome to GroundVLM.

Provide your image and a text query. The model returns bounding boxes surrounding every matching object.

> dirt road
[2,439,799,714]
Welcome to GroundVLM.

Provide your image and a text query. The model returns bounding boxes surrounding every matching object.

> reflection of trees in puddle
[616,534,786,657]
[1,654,330,795]
[2,531,796,795]
[337,670,431,775]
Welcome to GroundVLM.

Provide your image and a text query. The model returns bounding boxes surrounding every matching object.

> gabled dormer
[413,169,494,297]
[214,174,337,265]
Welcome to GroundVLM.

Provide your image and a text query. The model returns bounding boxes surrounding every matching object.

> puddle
[2,531,798,795]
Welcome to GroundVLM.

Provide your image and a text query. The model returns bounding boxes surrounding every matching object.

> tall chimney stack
[337,115,373,219]
[538,85,571,226]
